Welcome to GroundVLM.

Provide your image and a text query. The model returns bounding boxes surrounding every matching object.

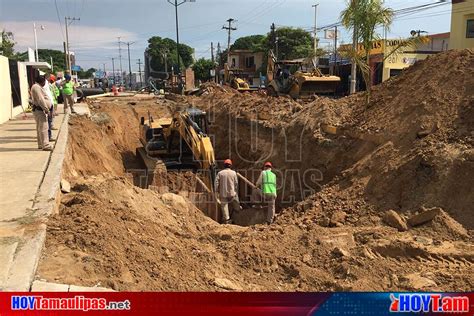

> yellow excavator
[224,63,258,92]
[266,50,340,99]
[137,108,217,193]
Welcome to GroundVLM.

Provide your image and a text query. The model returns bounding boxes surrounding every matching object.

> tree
[231,35,266,51]
[16,49,67,72]
[77,68,96,79]
[192,58,214,82]
[147,36,194,73]
[341,0,393,104]
[0,30,16,58]
[267,27,313,60]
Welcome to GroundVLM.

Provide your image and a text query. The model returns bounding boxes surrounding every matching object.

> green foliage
[147,36,194,73]
[16,48,67,72]
[341,0,393,103]
[268,27,313,60]
[192,58,214,82]
[77,68,96,79]
[231,35,266,51]
[0,30,16,58]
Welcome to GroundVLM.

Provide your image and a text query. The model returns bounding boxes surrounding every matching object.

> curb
[2,112,70,291]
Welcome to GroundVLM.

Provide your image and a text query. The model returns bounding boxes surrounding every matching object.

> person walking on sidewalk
[30,75,52,151]
[61,74,76,114]
[256,162,277,224]
[214,159,240,224]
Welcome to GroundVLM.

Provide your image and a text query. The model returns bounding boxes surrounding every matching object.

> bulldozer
[224,63,258,93]
[137,107,217,193]
[266,50,340,99]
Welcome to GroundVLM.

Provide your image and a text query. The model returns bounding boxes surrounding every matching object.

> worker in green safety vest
[60,74,76,114]
[256,161,277,224]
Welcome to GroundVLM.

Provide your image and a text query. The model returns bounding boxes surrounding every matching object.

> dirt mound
[37,50,473,291]
[191,49,474,229]
[37,175,473,291]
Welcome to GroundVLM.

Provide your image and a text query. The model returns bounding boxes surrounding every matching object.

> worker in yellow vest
[256,161,277,224]
[61,74,76,114]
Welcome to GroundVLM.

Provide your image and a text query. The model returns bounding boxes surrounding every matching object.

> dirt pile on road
[37,50,473,291]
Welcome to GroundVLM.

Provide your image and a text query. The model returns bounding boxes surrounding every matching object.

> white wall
[0,56,13,124]
[17,62,29,116]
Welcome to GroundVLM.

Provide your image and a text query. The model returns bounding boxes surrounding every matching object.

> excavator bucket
[299,77,341,97]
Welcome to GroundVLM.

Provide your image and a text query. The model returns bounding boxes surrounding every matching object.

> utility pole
[137,59,143,88]
[211,42,215,82]
[270,23,276,52]
[112,57,116,85]
[161,49,168,74]
[350,0,357,94]
[63,42,68,71]
[120,41,135,90]
[312,4,319,66]
[167,0,195,75]
[65,16,80,74]
[118,37,123,85]
[334,25,338,75]
[217,42,221,66]
[33,23,39,62]
[222,18,237,65]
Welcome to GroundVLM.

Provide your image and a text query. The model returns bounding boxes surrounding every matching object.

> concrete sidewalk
[0,102,90,290]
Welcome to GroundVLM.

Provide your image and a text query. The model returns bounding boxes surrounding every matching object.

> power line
[54,0,65,41]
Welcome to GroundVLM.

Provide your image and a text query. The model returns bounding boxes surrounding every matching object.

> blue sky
[0,0,452,71]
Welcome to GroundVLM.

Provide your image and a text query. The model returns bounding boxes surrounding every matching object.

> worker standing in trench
[214,159,240,224]
[256,162,277,224]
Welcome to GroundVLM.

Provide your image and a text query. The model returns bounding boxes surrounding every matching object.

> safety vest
[262,170,277,195]
[63,81,74,95]
[50,84,59,104]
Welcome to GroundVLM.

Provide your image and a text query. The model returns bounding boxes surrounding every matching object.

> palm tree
[341,0,393,104]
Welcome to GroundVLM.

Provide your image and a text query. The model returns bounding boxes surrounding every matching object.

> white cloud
[0,20,138,53]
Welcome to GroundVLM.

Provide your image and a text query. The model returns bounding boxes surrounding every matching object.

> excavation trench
[64,97,379,226]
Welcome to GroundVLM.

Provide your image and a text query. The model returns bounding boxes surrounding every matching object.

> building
[0,56,50,124]
[450,0,474,49]
[382,33,450,81]
[226,50,265,86]
[336,33,450,93]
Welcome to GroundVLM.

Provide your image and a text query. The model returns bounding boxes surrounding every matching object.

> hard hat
[224,159,232,166]
[264,161,273,168]
[49,74,56,82]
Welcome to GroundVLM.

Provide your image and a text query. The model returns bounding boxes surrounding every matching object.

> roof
[20,62,52,69]
[229,49,264,54]
[427,32,450,39]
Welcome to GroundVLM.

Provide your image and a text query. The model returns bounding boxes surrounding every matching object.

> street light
[33,23,45,62]
[167,0,195,74]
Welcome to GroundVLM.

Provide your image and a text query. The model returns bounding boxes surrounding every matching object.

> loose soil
[37,49,473,291]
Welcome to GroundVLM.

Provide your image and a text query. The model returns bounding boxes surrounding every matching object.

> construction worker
[49,74,60,115]
[256,162,277,224]
[214,159,240,224]
[43,74,55,141]
[61,74,76,114]
[30,75,52,151]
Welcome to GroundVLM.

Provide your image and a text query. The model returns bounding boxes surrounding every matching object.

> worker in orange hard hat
[256,161,277,224]
[214,158,240,224]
